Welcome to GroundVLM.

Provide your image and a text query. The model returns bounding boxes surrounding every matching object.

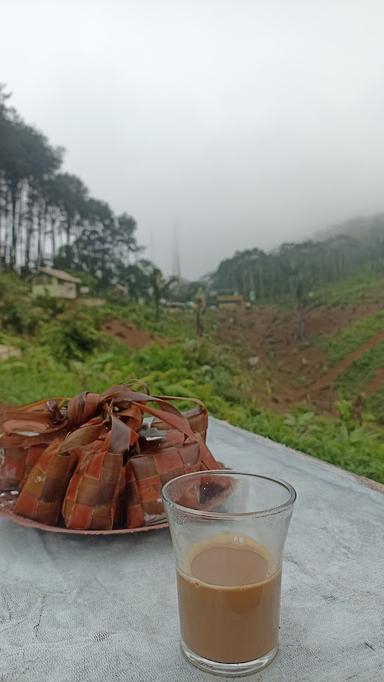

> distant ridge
[209,212,384,302]
[314,213,384,242]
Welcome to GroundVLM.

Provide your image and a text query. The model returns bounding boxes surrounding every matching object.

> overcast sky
[1,0,384,278]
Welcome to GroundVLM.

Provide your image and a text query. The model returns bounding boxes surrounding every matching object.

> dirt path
[301,331,384,398]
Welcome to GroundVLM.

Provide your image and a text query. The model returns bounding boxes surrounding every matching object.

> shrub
[40,311,100,361]
[1,301,43,335]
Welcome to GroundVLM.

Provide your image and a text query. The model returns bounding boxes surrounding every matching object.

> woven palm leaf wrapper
[0,385,230,531]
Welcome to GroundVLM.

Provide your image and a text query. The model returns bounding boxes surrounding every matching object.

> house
[112,283,128,297]
[216,294,244,310]
[31,267,81,300]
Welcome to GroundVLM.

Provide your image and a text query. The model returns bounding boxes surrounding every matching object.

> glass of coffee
[162,470,296,677]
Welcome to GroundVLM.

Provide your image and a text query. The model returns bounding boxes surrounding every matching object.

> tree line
[0,85,166,297]
[210,218,384,304]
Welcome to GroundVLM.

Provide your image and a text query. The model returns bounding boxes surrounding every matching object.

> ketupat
[1,387,226,530]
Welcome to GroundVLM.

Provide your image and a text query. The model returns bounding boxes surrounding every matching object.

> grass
[1,330,383,484]
[318,311,384,364]
[91,301,217,340]
[313,269,384,306]
[336,343,384,397]
[366,388,384,425]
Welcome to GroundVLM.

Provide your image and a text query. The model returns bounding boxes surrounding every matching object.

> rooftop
[37,267,81,284]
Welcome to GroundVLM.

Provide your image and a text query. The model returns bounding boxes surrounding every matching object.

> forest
[210,216,384,303]
[0,85,169,300]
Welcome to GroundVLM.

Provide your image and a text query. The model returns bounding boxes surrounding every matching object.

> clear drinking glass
[162,470,296,677]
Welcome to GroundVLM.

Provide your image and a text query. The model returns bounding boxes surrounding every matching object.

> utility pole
[172,222,181,281]
[149,230,154,263]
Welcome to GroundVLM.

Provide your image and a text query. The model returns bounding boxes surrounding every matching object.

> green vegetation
[336,344,384,397]
[1,333,383,483]
[366,389,384,426]
[0,275,383,484]
[313,270,384,306]
[319,311,384,364]
[315,304,384,428]
[0,84,139,281]
[211,229,384,305]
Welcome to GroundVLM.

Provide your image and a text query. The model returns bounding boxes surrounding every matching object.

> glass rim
[161,470,297,520]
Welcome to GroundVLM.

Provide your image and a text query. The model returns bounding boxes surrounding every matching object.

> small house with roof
[31,267,81,300]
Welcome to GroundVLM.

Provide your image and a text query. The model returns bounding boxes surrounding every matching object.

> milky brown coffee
[177,534,281,663]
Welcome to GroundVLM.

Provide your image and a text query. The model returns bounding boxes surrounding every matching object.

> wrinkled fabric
[1,418,384,682]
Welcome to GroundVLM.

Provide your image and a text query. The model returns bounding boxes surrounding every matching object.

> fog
[1,0,384,278]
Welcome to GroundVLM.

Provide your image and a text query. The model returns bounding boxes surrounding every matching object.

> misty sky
[1,0,384,278]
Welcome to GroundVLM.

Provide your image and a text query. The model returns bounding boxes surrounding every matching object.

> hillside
[213,276,384,419]
[210,216,384,306]
[0,271,384,484]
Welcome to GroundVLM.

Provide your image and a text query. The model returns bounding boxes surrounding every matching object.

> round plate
[0,493,168,535]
